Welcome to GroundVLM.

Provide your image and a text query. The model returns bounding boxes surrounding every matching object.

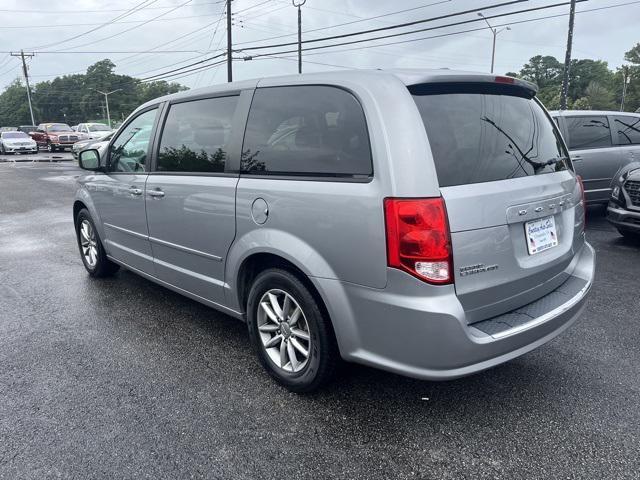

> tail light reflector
[384,197,452,284]
[577,175,586,229]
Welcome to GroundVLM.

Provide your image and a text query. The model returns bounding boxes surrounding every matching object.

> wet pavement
[1,159,639,479]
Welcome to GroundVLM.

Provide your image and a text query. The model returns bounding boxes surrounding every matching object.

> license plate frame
[525,215,558,255]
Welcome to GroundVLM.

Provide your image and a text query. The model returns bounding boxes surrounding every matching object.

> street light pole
[477,13,510,74]
[292,0,306,74]
[92,89,121,129]
[621,66,631,112]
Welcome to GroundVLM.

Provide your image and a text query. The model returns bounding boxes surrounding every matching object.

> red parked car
[31,123,84,152]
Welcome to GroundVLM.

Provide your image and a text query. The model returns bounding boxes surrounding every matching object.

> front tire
[75,209,119,277]
[247,268,338,393]
[47,142,55,153]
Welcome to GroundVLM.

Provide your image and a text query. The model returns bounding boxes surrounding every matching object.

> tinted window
[565,116,612,149]
[411,85,568,187]
[109,108,157,173]
[157,96,238,173]
[613,115,640,145]
[241,86,372,177]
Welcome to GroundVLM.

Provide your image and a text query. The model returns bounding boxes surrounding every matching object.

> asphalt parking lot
[1,155,639,479]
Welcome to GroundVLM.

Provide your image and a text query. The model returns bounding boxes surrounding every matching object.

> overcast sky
[0,0,638,92]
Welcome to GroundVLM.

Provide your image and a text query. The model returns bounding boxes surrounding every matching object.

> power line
[53,0,195,51]
[28,0,160,50]
[239,0,588,58]
[233,0,452,46]
[0,1,223,14]
[246,0,637,65]
[0,12,232,29]
[236,0,557,53]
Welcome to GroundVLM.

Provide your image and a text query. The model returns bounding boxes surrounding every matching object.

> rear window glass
[613,115,640,145]
[241,86,372,177]
[565,116,612,149]
[411,84,568,187]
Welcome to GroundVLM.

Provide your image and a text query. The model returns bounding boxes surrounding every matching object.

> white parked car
[76,123,113,140]
[0,131,38,154]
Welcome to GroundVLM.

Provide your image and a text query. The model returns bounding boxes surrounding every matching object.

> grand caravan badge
[459,263,499,277]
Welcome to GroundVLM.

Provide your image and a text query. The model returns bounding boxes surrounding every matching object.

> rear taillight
[384,197,452,284]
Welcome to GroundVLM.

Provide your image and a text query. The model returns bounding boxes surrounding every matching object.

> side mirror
[78,149,103,171]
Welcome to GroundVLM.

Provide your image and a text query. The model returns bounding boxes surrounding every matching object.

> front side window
[411,84,568,187]
[565,116,612,150]
[241,86,372,177]
[109,108,158,173]
[613,115,640,145]
[157,96,238,173]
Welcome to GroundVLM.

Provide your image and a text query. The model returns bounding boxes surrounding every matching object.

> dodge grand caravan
[74,70,595,392]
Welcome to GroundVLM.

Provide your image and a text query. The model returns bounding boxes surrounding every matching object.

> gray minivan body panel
[75,69,595,382]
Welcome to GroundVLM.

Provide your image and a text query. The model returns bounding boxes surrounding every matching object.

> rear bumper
[315,242,595,381]
[607,204,640,232]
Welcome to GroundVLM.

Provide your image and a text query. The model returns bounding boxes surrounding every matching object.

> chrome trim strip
[106,255,243,319]
[103,222,148,240]
[153,257,225,287]
[104,239,154,262]
[585,187,611,193]
[149,236,222,261]
[486,244,594,340]
[103,223,223,261]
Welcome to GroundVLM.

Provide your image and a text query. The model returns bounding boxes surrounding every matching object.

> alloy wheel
[257,289,311,373]
[79,219,98,268]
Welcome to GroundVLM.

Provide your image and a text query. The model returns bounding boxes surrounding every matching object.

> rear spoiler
[408,76,538,99]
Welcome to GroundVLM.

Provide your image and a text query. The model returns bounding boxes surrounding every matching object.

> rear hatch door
[411,81,585,323]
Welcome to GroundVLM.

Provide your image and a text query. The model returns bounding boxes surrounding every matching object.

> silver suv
[74,70,595,392]
[549,110,640,204]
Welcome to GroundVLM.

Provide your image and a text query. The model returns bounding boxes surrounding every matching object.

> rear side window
[241,86,372,177]
[157,96,238,173]
[565,116,612,149]
[613,115,640,145]
[411,84,568,187]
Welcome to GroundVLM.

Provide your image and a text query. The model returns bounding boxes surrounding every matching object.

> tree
[0,59,187,126]
[0,80,34,126]
[519,55,563,89]
[585,81,615,110]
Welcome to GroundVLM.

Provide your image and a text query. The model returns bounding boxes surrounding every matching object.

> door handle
[148,189,165,199]
[129,187,143,196]
[571,155,583,162]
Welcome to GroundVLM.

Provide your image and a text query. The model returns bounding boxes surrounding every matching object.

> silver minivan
[74,70,595,392]
[550,110,640,204]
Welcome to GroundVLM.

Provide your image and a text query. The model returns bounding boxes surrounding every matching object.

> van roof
[138,68,537,110]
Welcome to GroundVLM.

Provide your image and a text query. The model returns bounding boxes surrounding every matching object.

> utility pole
[92,89,121,129]
[292,0,306,74]
[10,50,36,125]
[560,0,576,110]
[477,13,509,74]
[620,66,631,111]
[227,0,233,82]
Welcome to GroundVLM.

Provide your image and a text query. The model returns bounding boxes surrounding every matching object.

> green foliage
[508,44,640,112]
[0,59,187,127]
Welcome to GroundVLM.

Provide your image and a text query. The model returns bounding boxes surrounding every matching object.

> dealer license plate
[525,216,558,255]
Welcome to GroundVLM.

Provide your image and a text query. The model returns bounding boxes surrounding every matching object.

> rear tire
[75,209,119,277]
[247,268,338,393]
